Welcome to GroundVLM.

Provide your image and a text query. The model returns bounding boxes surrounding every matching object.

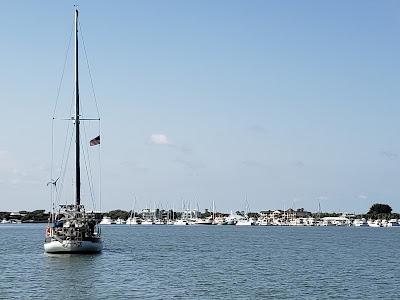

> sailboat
[126,195,141,225]
[44,9,103,253]
[235,195,256,226]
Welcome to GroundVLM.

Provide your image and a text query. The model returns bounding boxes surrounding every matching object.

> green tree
[106,210,129,220]
[200,209,212,218]
[21,210,49,222]
[368,203,392,215]
[0,212,11,220]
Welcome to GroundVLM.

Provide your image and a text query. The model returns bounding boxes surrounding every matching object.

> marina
[90,203,400,227]
[96,214,400,227]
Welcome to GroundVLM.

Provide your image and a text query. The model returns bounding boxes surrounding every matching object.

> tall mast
[75,9,81,206]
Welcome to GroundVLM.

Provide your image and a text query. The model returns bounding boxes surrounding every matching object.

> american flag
[90,135,100,146]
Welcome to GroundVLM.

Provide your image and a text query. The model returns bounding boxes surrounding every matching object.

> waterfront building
[141,208,161,220]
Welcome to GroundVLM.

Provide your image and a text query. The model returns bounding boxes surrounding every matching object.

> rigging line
[56,126,75,205]
[54,181,60,209]
[98,120,102,212]
[56,129,73,206]
[50,21,73,212]
[79,19,103,211]
[80,129,96,210]
[79,21,101,118]
[56,119,70,181]
[54,120,70,206]
[51,120,54,181]
[57,88,75,181]
[81,119,96,209]
[50,119,54,212]
[55,88,75,198]
[79,87,97,209]
[53,184,60,219]
[52,20,74,119]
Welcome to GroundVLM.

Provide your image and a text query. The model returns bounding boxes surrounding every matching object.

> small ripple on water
[0,225,400,299]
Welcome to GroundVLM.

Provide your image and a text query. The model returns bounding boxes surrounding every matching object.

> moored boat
[236,218,256,226]
[44,9,103,254]
[353,218,368,227]
[173,219,189,225]
[368,219,382,227]
[115,218,126,225]
[194,218,213,225]
[141,219,155,225]
[126,217,141,225]
[99,216,113,225]
[387,219,400,227]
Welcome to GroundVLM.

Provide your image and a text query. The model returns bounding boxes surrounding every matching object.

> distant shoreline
[1,205,399,226]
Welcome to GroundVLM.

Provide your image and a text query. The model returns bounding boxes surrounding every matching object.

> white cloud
[291,160,305,168]
[247,125,268,134]
[241,160,267,168]
[150,134,171,145]
[380,150,398,160]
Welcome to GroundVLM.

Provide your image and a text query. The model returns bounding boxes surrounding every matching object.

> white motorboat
[99,216,113,225]
[213,217,227,225]
[194,218,213,225]
[353,218,368,227]
[387,219,400,227]
[236,218,256,226]
[115,218,126,225]
[305,218,316,226]
[126,217,141,225]
[368,219,382,227]
[141,219,155,225]
[225,212,244,225]
[173,219,188,225]
[321,220,336,226]
[10,219,22,224]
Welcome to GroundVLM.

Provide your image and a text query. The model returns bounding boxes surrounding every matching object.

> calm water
[0,224,399,299]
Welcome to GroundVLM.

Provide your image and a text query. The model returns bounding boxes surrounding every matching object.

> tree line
[0,210,49,223]
[0,203,398,222]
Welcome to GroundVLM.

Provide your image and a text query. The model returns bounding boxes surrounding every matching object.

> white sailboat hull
[236,222,254,226]
[173,220,188,225]
[44,239,103,254]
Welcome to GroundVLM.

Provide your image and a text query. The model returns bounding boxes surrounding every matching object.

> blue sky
[0,0,400,213]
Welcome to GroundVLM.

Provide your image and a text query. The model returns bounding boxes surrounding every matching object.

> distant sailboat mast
[75,9,81,207]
